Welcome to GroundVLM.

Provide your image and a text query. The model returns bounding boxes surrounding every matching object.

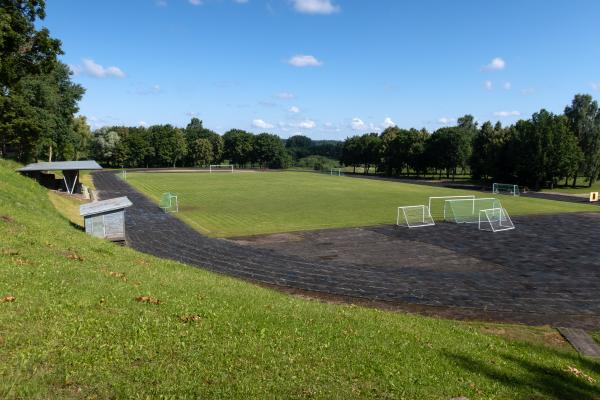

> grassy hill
[0,160,599,399]
[126,171,599,237]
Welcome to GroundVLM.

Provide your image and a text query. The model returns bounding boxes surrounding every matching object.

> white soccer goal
[444,197,502,224]
[330,168,343,176]
[492,183,520,196]
[396,205,435,228]
[209,165,234,173]
[428,195,476,220]
[478,207,515,232]
[159,192,179,213]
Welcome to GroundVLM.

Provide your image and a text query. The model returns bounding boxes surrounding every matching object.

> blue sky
[42,0,600,139]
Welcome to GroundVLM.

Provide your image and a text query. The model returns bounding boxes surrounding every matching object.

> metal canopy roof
[80,196,133,216]
[18,160,103,172]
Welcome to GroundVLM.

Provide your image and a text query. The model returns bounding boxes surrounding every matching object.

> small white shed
[80,197,132,242]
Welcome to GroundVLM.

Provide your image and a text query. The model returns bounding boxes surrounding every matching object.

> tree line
[341,94,600,189]
[0,0,88,163]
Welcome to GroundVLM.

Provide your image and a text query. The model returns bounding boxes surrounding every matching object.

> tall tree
[223,129,254,167]
[564,94,600,187]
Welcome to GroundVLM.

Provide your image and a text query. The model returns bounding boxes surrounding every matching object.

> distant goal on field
[330,168,343,176]
[209,164,234,173]
[492,183,520,196]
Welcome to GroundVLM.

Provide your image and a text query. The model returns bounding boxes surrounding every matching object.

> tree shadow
[443,348,600,399]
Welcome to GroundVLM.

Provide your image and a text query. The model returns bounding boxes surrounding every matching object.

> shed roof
[18,160,103,172]
[80,196,133,216]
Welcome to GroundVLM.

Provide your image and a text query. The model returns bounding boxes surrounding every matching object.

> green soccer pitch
[126,171,599,237]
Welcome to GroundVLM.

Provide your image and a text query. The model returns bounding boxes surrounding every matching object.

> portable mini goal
[492,183,520,196]
[396,205,435,228]
[209,165,234,173]
[478,207,515,232]
[428,195,476,221]
[159,192,179,213]
[444,197,502,224]
[330,168,343,176]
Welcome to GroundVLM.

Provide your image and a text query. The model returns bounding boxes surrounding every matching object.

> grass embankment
[1,160,599,398]
[126,171,599,237]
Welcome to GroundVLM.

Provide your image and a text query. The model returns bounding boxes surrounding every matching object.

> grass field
[1,160,599,398]
[126,171,599,237]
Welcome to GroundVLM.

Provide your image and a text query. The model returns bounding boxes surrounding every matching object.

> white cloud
[135,84,161,95]
[296,120,316,129]
[139,121,148,127]
[591,82,600,90]
[383,117,396,128]
[292,0,340,14]
[70,58,126,78]
[276,91,295,99]
[287,54,323,67]
[438,117,456,125]
[493,111,521,117]
[288,106,300,113]
[483,57,506,71]
[351,118,366,130]
[185,111,199,117]
[503,81,512,90]
[252,119,274,129]
[189,0,202,5]
[484,80,493,90]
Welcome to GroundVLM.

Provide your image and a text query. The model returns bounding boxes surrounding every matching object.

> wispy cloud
[252,119,274,129]
[351,118,366,130]
[484,80,493,90]
[70,58,126,78]
[276,91,295,99]
[438,117,456,125]
[503,81,511,90]
[591,82,600,90]
[521,88,535,96]
[493,110,521,117]
[292,0,340,14]
[287,54,323,67]
[288,106,300,113]
[293,120,316,129]
[155,0,167,6]
[135,84,161,95]
[234,0,248,3]
[189,0,203,5]
[483,57,506,71]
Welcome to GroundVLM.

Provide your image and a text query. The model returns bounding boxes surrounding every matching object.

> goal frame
[478,207,515,232]
[428,195,476,220]
[209,164,234,173]
[444,197,501,224]
[492,183,520,196]
[159,192,179,213]
[330,168,342,176]
[396,205,435,228]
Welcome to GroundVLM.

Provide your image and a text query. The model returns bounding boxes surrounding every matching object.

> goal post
[478,207,515,232]
[330,168,342,176]
[209,165,234,173]
[428,195,476,221]
[159,192,179,213]
[396,205,435,228]
[444,197,501,224]
[492,183,520,196]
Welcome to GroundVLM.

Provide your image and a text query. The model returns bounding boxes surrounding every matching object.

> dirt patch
[479,325,571,351]
[0,215,15,224]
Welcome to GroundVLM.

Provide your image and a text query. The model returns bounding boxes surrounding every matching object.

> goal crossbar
[492,183,520,196]
[428,195,476,220]
[330,168,342,176]
[444,197,501,224]
[478,207,515,232]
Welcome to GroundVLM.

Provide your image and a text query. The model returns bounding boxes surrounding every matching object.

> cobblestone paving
[94,171,600,330]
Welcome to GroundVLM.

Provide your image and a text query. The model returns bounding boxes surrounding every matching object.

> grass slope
[1,160,599,399]
[126,171,599,237]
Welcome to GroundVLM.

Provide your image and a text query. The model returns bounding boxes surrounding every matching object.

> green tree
[253,133,288,168]
[190,138,213,167]
[564,94,600,187]
[341,136,362,173]
[223,129,254,167]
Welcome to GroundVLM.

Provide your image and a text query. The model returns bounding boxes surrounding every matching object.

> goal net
[492,183,520,196]
[428,195,476,221]
[209,165,234,173]
[330,168,343,176]
[159,192,179,213]
[478,207,515,232]
[396,205,435,228]
[444,197,501,224]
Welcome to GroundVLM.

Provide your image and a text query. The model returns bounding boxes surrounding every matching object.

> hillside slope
[0,160,598,399]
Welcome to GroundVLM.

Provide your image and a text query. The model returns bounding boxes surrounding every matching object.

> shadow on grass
[443,348,600,399]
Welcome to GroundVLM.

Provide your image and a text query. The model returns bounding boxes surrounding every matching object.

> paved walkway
[93,171,600,330]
